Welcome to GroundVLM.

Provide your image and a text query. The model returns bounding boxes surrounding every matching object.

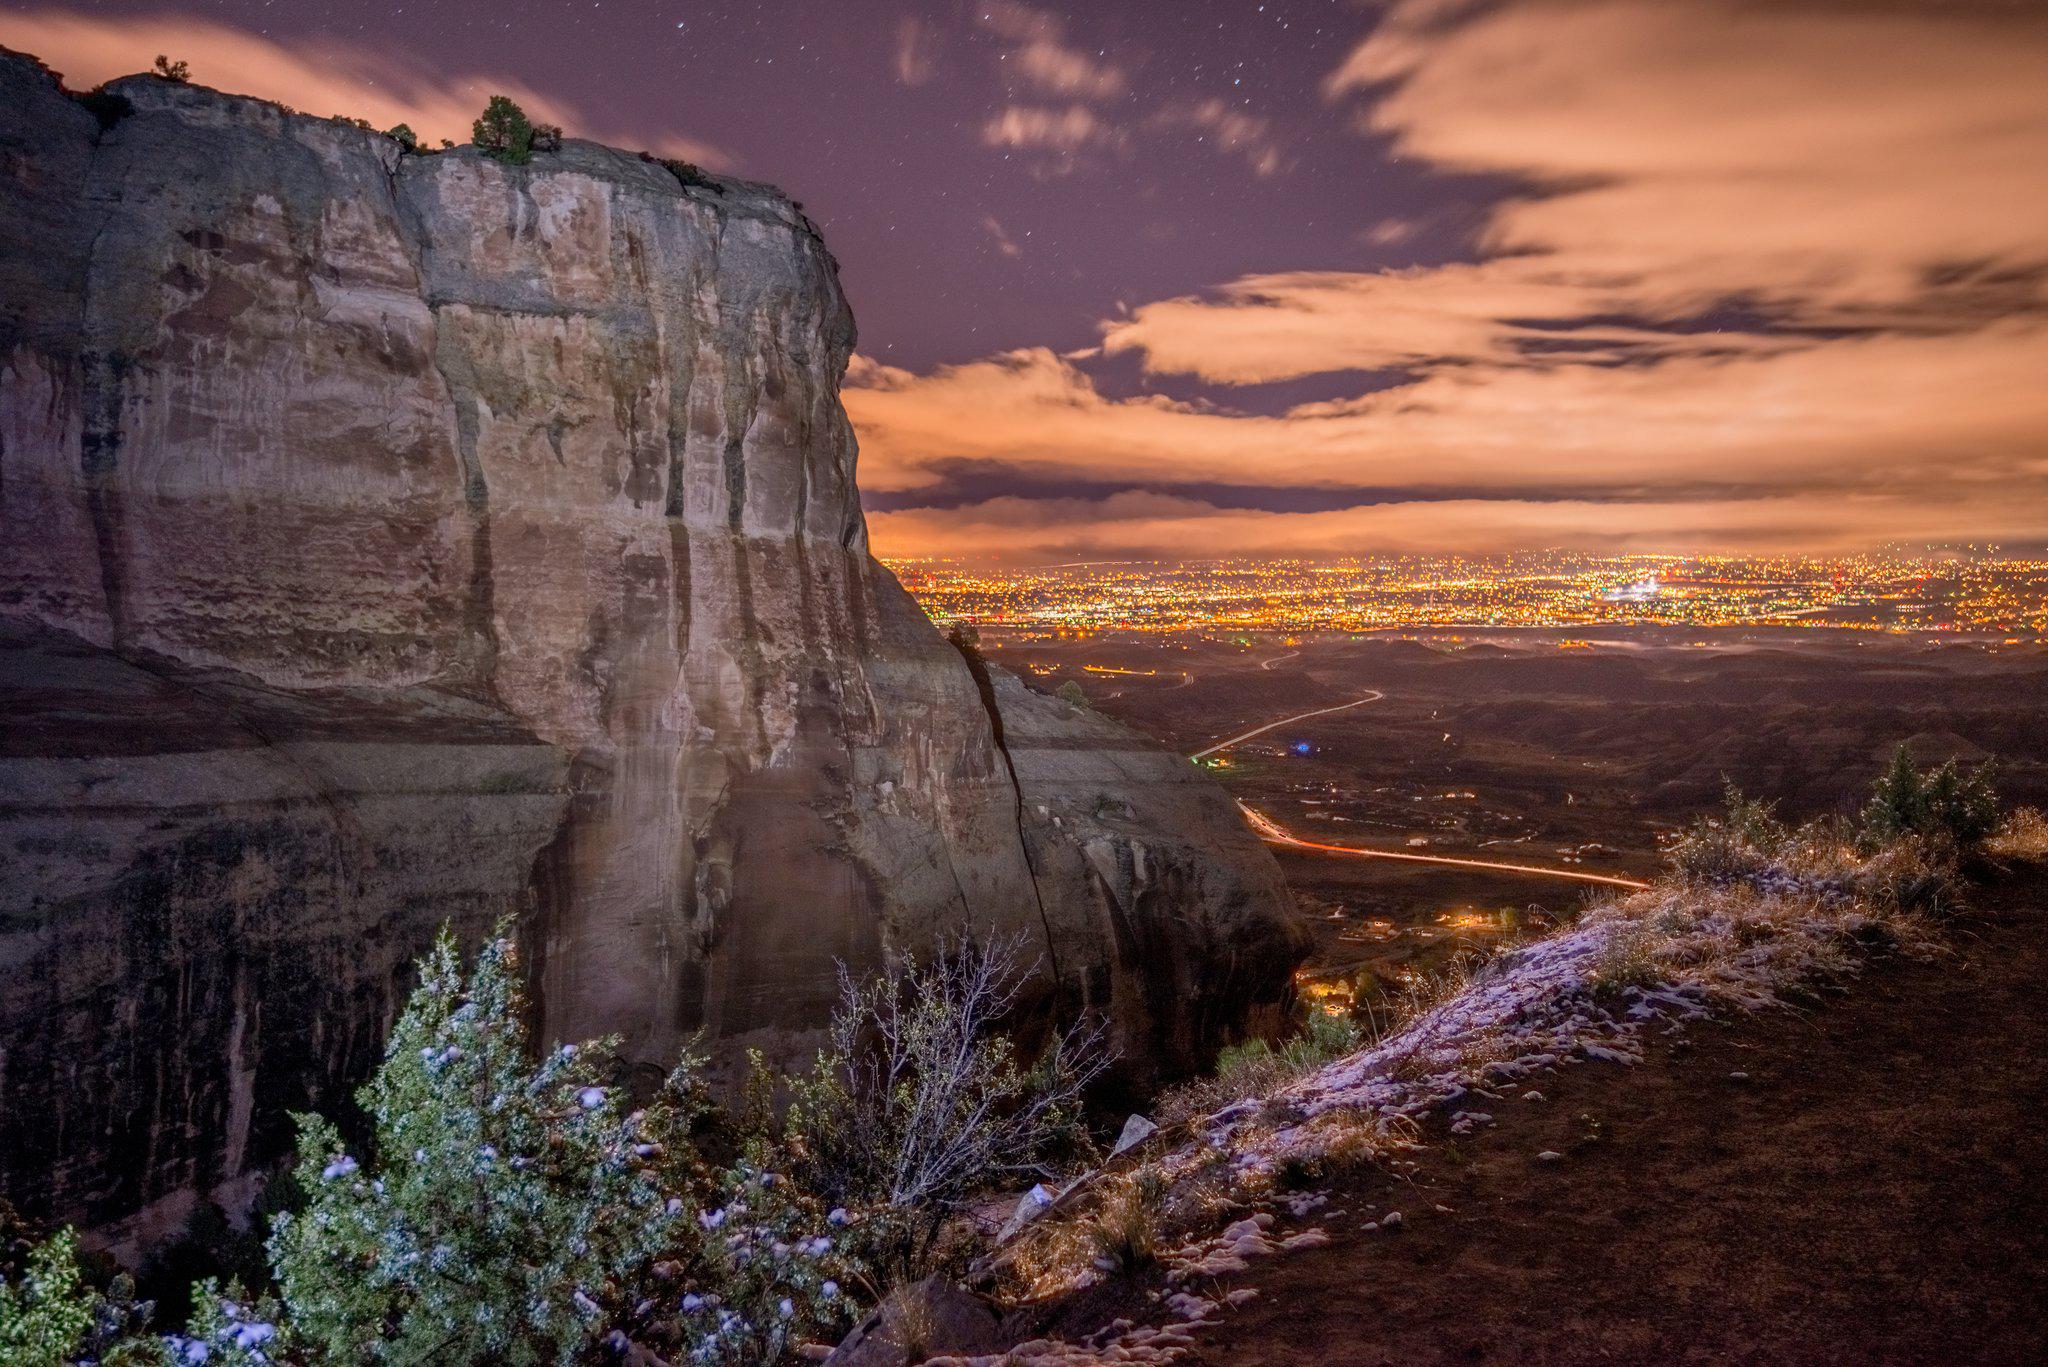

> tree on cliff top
[472,95,535,165]
[151,55,190,82]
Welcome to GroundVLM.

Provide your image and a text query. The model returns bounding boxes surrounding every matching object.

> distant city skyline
[8,0,2046,559]
[892,550,2048,636]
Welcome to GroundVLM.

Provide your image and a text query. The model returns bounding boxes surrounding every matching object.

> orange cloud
[1330,0,2048,321]
[1147,100,1287,178]
[869,488,2048,562]
[849,323,2048,497]
[894,15,940,87]
[1,8,727,165]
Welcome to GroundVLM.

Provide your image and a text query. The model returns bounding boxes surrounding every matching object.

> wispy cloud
[893,14,940,87]
[982,0,1127,100]
[1148,99,1287,178]
[980,103,1125,156]
[981,215,1025,260]
[0,7,728,165]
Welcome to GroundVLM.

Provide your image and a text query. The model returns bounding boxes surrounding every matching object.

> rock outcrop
[0,51,1306,1244]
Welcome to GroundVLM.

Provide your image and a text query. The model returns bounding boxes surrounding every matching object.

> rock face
[0,52,1305,1243]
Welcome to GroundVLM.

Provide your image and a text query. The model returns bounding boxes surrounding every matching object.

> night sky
[9,1,2048,560]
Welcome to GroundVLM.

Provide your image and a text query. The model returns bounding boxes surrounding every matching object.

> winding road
[1192,689,1651,891]
[1188,690,1386,760]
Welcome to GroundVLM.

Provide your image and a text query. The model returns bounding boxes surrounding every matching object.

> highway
[1237,802,1650,891]
[1188,690,1386,760]
[1190,687,1652,892]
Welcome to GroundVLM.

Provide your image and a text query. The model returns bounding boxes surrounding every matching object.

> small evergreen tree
[531,122,563,153]
[1862,744,1928,847]
[472,95,536,165]
[385,123,419,151]
[152,55,190,82]
[1862,744,1998,852]
[267,927,684,1365]
[1923,757,1999,848]
[1055,680,1090,710]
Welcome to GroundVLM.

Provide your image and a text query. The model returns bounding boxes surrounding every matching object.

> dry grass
[1156,1008,1364,1127]
[1988,807,2048,862]
[1081,1165,1167,1275]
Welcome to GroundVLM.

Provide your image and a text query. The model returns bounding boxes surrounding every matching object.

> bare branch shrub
[784,933,1109,1278]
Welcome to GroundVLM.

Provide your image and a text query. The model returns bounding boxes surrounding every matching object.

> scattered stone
[998,1184,1059,1242]
[1537,1150,1564,1162]
[1523,1089,1546,1102]
[1111,1113,1159,1157]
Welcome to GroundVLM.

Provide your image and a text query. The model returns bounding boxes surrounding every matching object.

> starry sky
[8,1,2048,561]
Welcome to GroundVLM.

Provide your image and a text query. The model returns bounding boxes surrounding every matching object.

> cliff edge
[0,51,1306,1243]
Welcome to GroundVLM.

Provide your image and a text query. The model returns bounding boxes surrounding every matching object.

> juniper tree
[267,928,683,1366]
[472,95,535,165]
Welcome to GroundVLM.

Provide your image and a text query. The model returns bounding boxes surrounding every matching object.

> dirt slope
[1186,872,2048,1366]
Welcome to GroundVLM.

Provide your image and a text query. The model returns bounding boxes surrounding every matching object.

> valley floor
[1176,869,2048,1365]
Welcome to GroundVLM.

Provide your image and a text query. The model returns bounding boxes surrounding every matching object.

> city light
[885,552,2048,637]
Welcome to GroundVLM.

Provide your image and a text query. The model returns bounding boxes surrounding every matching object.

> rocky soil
[1177,871,2048,1365]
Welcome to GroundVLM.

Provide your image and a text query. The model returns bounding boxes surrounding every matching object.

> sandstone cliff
[0,51,1306,1243]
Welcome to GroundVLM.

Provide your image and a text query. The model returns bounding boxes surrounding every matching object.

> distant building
[1601,573,1660,603]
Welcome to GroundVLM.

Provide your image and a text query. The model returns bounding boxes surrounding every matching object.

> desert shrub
[152,55,190,82]
[0,1227,160,1367]
[1587,922,1664,992]
[384,122,418,151]
[267,927,685,1366]
[1849,838,1959,917]
[0,1227,95,1365]
[782,934,1108,1280]
[1668,781,1785,885]
[472,95,536,165]
[1861,744,1998,853]
[163,1281,291,1366]
[1055,680,1090,709]
[656,156,721,191]
[1988,806,2048,861]
[531,122,563,153]
[655,1156,858,1365]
